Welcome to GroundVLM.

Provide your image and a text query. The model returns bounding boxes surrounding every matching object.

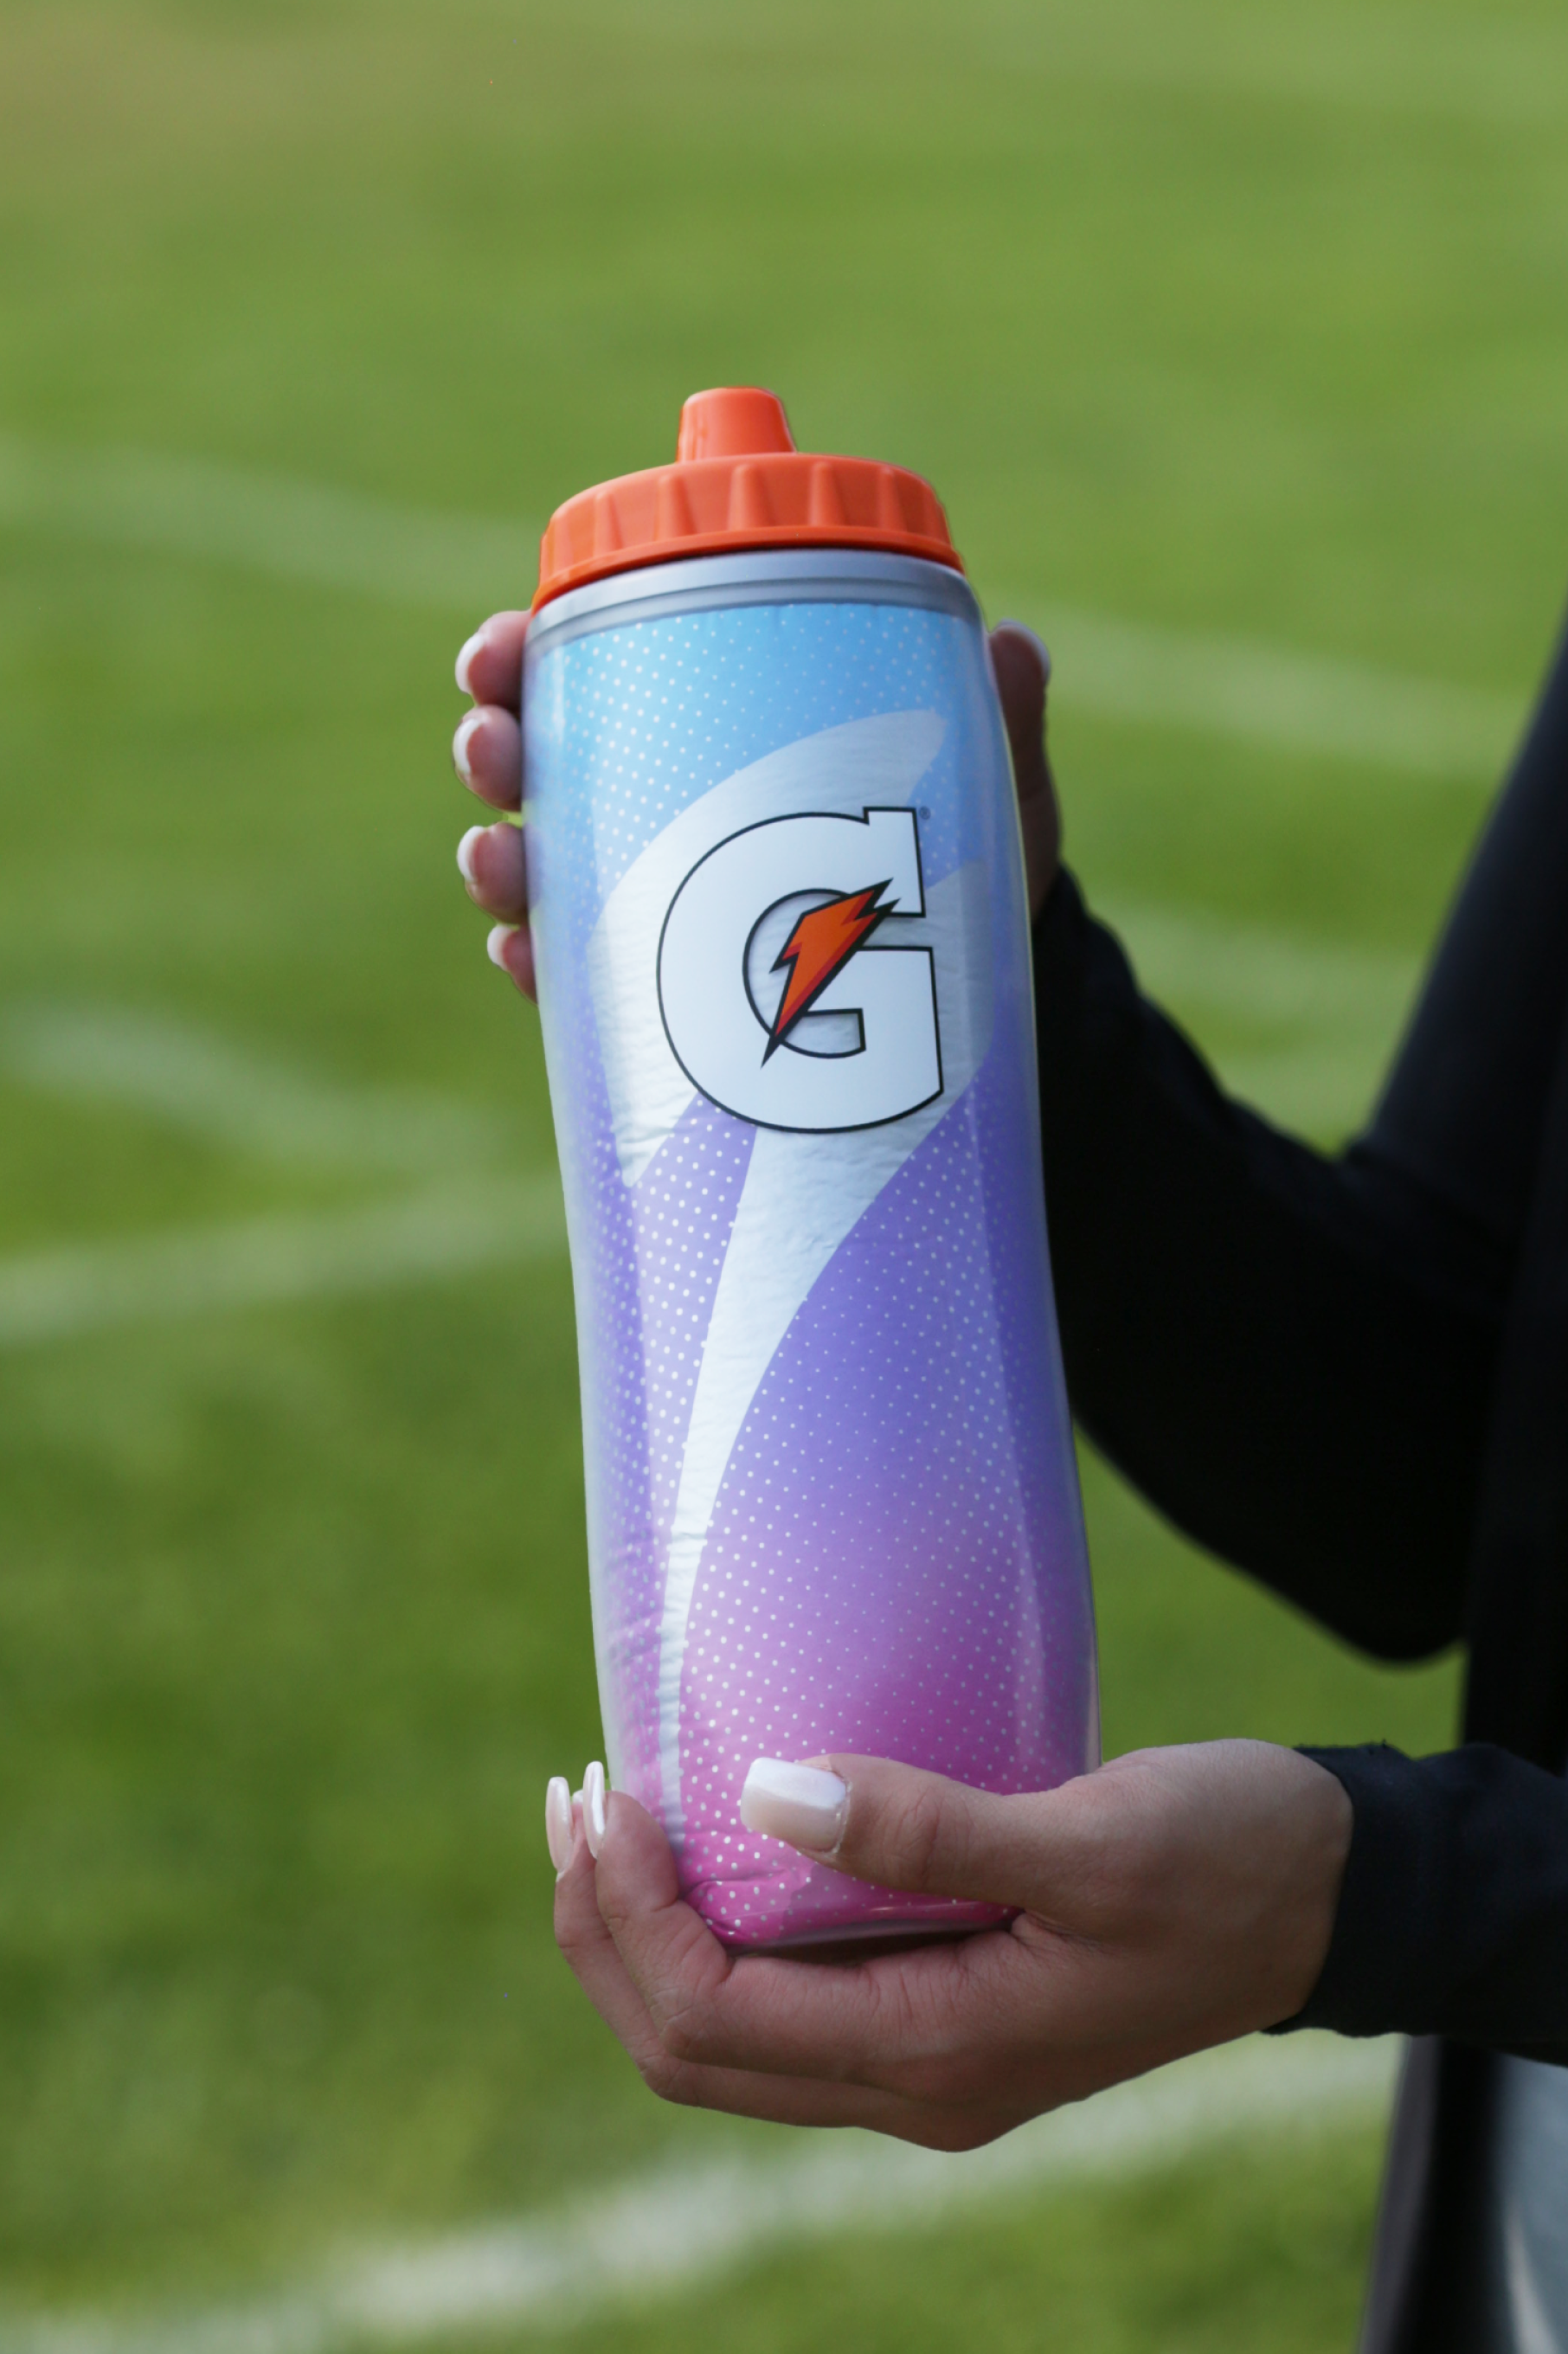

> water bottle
[522,387,1096,1946]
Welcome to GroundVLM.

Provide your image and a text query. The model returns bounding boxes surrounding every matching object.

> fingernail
[456,825,485,889]
[739,1759,847,1850]
[545,1776,573,1874]
[996,619,1051,685]
[486,924,517,972]
[583,1760,607,1857]
[453,708,485,783]
[455,628,486,696]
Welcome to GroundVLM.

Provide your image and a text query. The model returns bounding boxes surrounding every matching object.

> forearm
[1283,1744,1568,2059]
[1033,869,1503,1657]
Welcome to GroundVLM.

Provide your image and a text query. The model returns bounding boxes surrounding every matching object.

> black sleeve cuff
[1272,1742,1568,2060]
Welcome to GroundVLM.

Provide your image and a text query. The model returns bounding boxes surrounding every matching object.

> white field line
[0,901,1420,1347]
[992,17,1568,132]
[1,1005,511,1177]
[1015,601,1519,782]
[0,1180,565,1351]
[1104,901,1420,1034]
[0,435,529,614]
[1084,900,1423,1137]
[0,432,1522,779]
[0,2033,1397,2354]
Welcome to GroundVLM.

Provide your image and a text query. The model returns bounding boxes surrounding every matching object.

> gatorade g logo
[657,807,943,1133]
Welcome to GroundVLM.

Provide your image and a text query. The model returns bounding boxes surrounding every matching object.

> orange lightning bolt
[764,884,893,1061]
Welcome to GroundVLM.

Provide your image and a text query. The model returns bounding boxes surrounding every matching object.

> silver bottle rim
[527,546,980,654]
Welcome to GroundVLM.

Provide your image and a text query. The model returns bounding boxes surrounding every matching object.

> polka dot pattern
[526,585,1096,1942]
[527,601,983,964]
[679,1021,1094,1945]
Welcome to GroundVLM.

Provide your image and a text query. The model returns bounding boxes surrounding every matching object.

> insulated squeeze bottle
[522,389,1097,1946]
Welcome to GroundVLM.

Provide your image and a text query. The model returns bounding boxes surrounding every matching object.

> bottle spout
[676,386,796,462]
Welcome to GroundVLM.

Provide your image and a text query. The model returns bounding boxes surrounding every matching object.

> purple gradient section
[675,1023,1094,1946]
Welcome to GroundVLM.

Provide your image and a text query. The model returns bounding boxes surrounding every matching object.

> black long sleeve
[1295,1745,1568,2064]
[1032,868,1507,1660]
[1030,868,1568,2057]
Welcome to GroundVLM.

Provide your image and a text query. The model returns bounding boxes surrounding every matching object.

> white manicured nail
[740,1759,847,1850]
[995,618,1051,685]
[455,629,486,695]
[545,1776,573,1874]
[456,825,485,889]
[453,708,485,782]
[486,924,517,971]
[583,1761,607,1856]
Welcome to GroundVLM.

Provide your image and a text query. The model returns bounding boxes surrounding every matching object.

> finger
[485,923,537,1000]
[988,621,1061,918]
[746,1754,1053,1913]
[554,1804,716,2084]
[554,1803,996,2139]
[456,821,528,919]
[593,1788,1031,2086]
[453,706,524,812]
[988,621,1051,800]
[455,612,530,712]
[589,1790,738,2030]
[591,1790,860,2076]
[544,1774,575,1875]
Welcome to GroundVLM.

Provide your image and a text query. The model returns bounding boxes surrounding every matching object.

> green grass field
[2,0,1566,2343]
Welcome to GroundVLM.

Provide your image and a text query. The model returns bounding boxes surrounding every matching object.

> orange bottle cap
[533,388,961,610]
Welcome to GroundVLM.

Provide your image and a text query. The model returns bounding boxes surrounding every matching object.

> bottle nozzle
[676,386,796,462]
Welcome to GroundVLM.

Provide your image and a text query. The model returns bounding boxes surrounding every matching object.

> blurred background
[1,0,1565,2346]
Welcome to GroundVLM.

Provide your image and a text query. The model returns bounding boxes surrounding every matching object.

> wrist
[1269,1752,1354,2021]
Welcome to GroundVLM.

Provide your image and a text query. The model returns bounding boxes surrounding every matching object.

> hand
[450,614,1063,1001]
[547,1742,1352,2149]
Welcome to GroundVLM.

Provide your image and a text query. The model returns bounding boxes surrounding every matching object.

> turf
[1,0,1565,2338]
[518,2117,1386,2354]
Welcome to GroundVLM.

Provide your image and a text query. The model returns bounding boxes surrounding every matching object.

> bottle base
[720,1905,1016,1958]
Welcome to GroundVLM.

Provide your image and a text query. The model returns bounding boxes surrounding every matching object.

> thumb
[987,621,1060,917]
[740,1753,1042,1907]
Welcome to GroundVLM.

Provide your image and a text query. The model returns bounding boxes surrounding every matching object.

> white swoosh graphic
[582,706,1010,1839]
[655,858,994,1841]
